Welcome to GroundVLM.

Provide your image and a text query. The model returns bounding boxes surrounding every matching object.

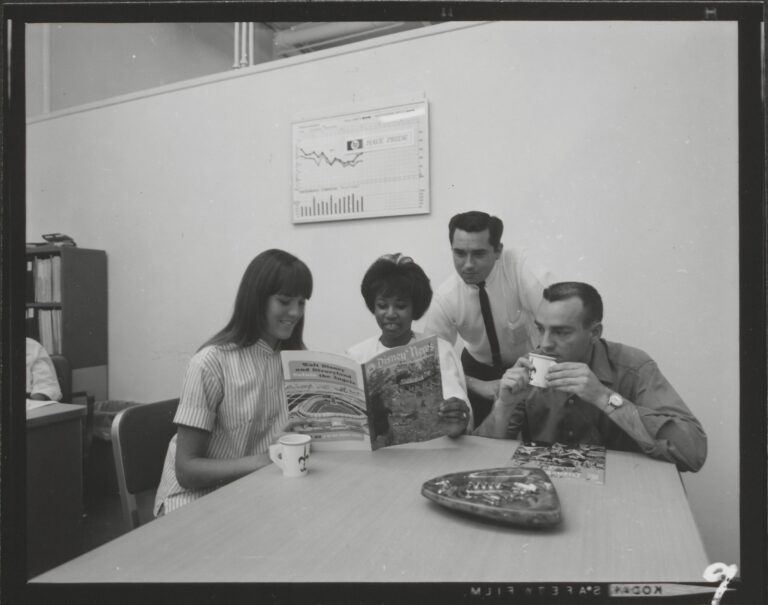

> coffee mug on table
[528,353,557,388]
[269,433,311,477]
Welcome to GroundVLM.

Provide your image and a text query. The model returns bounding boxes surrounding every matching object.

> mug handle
[268,443,284,469]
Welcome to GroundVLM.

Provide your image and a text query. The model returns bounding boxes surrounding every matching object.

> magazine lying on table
[508,442,606,483]
[280,335,445,451]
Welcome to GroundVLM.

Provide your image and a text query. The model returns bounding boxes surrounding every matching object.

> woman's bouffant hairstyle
[360,253,432,320]
[202,249,313,351]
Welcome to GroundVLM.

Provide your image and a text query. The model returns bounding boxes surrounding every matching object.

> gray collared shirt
[508,338,707,472]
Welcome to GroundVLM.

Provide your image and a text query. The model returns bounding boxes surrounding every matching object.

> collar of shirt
[254,339,281,355]
[375,333,417,352]
[467,255,502,290]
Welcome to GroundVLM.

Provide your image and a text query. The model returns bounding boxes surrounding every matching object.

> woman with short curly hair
[346,253,473,442]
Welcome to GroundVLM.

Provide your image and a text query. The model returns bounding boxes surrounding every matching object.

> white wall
[25,23,237,117]
[26,21,740,571]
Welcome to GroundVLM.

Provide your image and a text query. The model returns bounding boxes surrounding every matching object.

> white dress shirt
[26,337,62,401]
[423,247,553,368]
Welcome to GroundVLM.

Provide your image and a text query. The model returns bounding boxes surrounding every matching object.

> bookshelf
[26,246,108,400]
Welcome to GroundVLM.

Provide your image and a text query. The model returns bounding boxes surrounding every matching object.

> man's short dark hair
[542,282,604,327]
[448,211,504,251]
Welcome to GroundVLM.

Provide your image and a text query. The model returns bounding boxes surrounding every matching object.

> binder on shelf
[36,308,62,354]
[33,257,48,302]
[52,309,62,354]
[38,310,52,354]
[51,255,61,302]
[32,257,41,302]
[42,257,50,302]
[32,255,62,303]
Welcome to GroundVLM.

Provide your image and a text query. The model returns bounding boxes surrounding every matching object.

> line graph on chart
[291,100,429,223]
[297,149,364,169]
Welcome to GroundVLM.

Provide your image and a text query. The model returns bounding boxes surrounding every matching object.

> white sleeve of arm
[516,249,554,312]
[438,340,473,430]
[30,355,62,401]
[423,296,458,345]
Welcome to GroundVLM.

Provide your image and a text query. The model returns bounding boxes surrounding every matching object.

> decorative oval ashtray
[421,467,562,527]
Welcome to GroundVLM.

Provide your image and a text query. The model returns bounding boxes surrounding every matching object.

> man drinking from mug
[474,281,707,472]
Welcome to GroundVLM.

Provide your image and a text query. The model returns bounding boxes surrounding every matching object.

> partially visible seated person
[26,337,62,401]
[346,252,473,439]
[474,281,707,472]
[154,249,313,516]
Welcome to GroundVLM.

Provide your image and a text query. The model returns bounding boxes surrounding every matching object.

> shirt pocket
[215,406,257,457]
[217,402,254,432]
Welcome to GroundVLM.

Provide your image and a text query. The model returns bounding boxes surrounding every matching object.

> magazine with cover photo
[508,442,606,483]
[280,335,445,451]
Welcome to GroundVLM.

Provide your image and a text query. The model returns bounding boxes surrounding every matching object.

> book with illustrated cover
[280,335,445,451]
[508,442,606,483]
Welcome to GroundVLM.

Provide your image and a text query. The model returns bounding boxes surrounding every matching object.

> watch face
[608,393,623,408]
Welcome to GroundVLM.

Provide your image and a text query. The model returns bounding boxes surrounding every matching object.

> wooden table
[31,436,708,583]
[27,403,86,578]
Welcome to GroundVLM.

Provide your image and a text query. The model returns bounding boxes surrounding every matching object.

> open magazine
[508,442,606,483]
[280,335,445,451]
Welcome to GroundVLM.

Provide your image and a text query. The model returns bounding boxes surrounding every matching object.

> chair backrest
[49,354,72,402]
[49,353,97,457]
[111,398,179,531]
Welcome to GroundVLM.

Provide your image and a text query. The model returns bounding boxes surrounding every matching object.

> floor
[81,488,125,553]
[78,439,128,554]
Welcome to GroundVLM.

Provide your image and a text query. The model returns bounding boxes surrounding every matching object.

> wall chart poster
[291,99,429,223]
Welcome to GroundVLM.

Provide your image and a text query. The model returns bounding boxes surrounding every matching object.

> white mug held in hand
[528,353,557,388]
[269,434,311,477]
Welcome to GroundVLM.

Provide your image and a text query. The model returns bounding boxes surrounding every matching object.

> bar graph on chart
[291,99,429,223]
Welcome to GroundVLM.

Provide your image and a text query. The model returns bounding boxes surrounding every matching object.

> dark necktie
[477,281,502,370]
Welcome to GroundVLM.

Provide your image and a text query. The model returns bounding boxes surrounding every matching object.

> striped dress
[153,340,288,515]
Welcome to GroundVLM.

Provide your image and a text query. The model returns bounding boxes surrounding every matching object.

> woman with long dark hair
[154,249,312,515]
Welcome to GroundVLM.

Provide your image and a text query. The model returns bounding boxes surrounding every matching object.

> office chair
[50,354,73,403]
[50,354,95,455]
[111,398,179,531]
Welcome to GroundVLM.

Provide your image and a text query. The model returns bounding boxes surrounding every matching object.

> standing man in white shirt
[423,211,553,425]
[26,337,62,401]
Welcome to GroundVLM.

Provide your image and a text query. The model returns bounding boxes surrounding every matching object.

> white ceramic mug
[528,353,557,388]
[269,433,311,477]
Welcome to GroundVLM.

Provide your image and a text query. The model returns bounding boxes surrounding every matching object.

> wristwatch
[605,392,624,414]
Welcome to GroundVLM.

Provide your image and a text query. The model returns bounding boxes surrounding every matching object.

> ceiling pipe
[273,22,406,53]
